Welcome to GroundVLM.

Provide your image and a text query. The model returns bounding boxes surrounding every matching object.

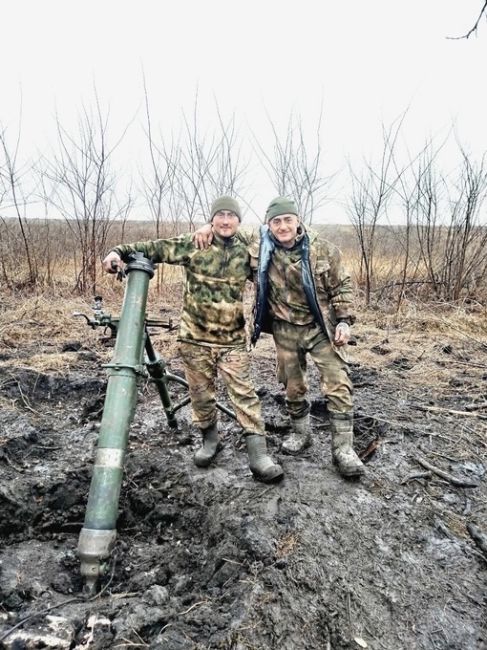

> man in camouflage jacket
[249,197,364,478]
[102,196,283,483]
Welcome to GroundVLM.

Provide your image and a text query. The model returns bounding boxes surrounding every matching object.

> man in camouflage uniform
[102,196,283,483]
[250,197,364,478]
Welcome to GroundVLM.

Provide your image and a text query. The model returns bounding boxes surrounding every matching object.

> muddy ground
[1,297,487,649]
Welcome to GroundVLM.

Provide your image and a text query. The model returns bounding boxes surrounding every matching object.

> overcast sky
[1,0,487,222]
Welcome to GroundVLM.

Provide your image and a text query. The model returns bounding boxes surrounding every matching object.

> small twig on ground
[1,453,25,473]
[346,591,352,635]
[436,518,456,540]
[427,450,467,463]
[13,381,40,415]
[448,359,487,370]
[400,471,432,485]
[467,523,487,559]
[465,401,487,412]
[221,558,244,566]
[113,637,148,648]
[412,403,487,420]
[414,457,479,488]
[176,600,209,617]
[462,423,487,450]
[0,597,81,644]
[246,486,274,502]
[359,438,381,460]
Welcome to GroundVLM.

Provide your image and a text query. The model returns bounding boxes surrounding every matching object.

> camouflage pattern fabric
[248,226,355,362]
[265,238,316,326]
[178,342,266,434]
[272,319,353,419]
[113,233,252,347]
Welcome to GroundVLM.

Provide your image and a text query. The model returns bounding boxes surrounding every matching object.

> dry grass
[2,289,486,363]
[0,281,185,373]
[1,294,98,347]
[0,394,17,415]
[1,252,486,385]
[276,532,299,558]
[1,352,82,373]
[354,301,487,392]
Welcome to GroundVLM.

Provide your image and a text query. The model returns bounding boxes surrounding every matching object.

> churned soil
[1,297,487,649]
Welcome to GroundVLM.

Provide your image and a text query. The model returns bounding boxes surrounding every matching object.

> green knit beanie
[265,196,298,223]
[210,196,242,221]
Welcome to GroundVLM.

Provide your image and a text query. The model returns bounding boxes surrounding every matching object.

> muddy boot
[246,434,284,483]
[329,413,365,478]
[194,423,221,468]
[282,414,312,455]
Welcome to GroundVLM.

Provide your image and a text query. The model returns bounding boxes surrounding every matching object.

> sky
[1,0,487,223]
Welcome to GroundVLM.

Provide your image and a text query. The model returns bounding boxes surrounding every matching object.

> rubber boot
[329,413,365,478]
[194,423,221,468]
[282,414,312,455]
[246,434,284,483]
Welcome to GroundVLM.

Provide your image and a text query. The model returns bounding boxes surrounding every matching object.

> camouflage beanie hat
[265,196,298,222]
[210,196,242,221]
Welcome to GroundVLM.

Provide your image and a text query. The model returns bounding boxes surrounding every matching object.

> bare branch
[447,0,487,40]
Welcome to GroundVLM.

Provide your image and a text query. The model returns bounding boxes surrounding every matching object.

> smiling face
[211,210,240,238]
[268,213,300,248]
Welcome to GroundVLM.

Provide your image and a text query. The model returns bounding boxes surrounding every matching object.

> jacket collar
[212,231,238,246]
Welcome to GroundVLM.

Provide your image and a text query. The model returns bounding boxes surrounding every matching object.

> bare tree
[0,118,38,286]
[347,113,408,305]
[35,170,56,287]
[441,149,487,300]
[252,107,329,224]
[140,86,247,291]
[177,93,246,228]
[44,93,132,294]
[386,136,450,309]
[141,74,178,240]
[142,88,246,232]
[370,137,487,306]
[0,216,14,289]
[413,144,445,299]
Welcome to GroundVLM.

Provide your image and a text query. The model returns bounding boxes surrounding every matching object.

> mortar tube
[78,254,154,592]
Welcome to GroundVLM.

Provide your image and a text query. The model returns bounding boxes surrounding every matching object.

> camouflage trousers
[272,320,353,419]
[178,341,265,434]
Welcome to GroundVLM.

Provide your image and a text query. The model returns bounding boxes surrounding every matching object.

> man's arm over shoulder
[113,233,195,266]
[239,227,262,275]
[235,227,259,248]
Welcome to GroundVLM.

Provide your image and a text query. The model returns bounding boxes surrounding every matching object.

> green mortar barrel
[78,254,154,592]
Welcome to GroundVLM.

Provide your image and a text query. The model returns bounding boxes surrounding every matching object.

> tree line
[1,98,486,310]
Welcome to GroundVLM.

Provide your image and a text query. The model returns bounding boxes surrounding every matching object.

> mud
[1,316,487,649]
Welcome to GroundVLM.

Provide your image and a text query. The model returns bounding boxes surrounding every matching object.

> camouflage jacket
[248,225,355,353]
[113,233,252,347]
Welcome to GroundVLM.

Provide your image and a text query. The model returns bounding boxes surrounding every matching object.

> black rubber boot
[194,423,221,468]
[246,434,284,483]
